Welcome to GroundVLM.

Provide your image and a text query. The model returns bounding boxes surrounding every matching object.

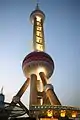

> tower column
[29,74,37,106]
[39,72,61,105]
[44,84,61,105]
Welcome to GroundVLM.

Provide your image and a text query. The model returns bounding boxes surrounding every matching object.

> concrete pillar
[16,78,30,98]
[39,72,47,86]
[42,91,51,105]
[37,79,44,105]
[29,74,37,106]
[39,72,50,105]
[39,72,61,105]
[44,84,61,105]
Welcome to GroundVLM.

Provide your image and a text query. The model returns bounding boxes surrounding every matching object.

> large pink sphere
[22,52,54,79]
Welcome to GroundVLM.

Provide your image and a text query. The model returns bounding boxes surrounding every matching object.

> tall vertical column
[39,72,61,105]
[42,91,51,105]
[39,72,51,105]
[37,79,44,105]
[29,74,37,106]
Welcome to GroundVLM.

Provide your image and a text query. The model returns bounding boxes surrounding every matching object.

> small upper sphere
[30,4,45,24]
[22,51,54,79]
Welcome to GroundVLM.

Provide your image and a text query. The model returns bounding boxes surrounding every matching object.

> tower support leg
[29,74,37,106]
[39,72,61,105]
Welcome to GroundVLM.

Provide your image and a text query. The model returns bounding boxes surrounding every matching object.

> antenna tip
[36,0,40,10]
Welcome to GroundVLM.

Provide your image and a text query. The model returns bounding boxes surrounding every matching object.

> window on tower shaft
[37,26,42,31]
[36,31,42,37]
[36,36,42,43]
[36,21,41,26]
[36,16,41,22]
[36,43,43,51]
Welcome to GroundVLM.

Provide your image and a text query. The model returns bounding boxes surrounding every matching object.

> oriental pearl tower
[8,3,80,120]
[22,3,61,114]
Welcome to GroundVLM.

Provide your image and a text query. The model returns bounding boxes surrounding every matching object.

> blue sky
[0,0,80,107]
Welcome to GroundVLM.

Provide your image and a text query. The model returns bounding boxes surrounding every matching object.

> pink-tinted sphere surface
[22,52,54,78]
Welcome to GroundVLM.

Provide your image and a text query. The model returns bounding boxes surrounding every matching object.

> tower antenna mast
[36,0,40,10]
[36,0,39,4]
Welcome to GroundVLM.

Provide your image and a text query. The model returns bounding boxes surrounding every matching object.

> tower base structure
[29,105,80,119]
